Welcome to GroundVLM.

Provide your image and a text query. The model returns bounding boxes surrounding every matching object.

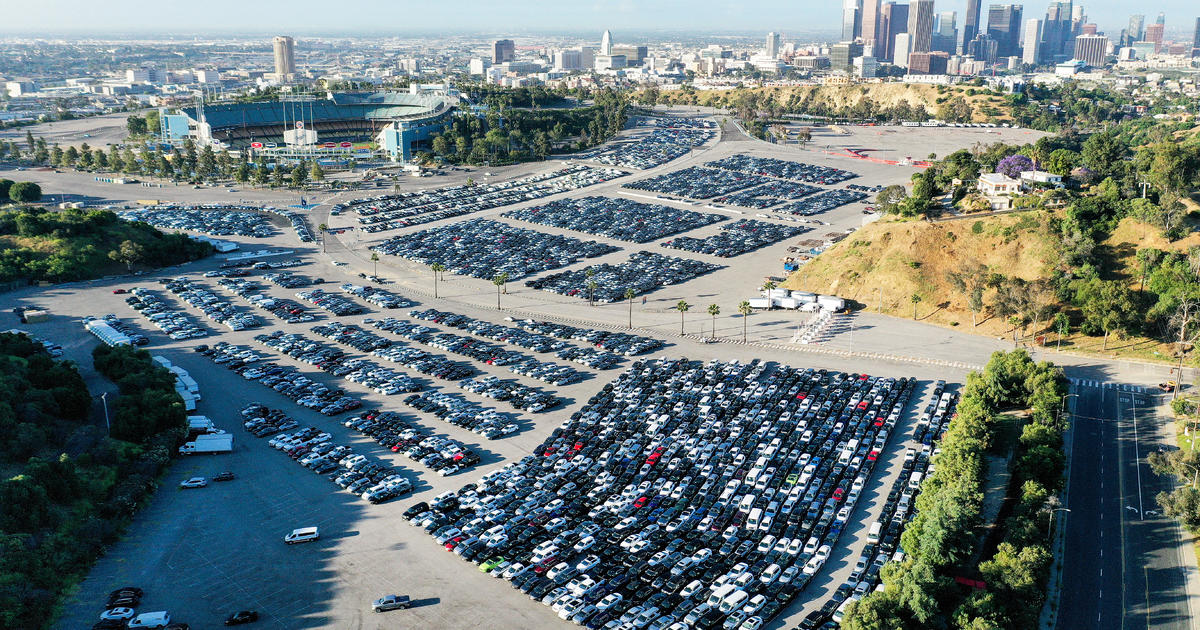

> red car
[112,288,128,294]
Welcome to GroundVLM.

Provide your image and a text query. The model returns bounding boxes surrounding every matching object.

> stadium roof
[182,92,449,131]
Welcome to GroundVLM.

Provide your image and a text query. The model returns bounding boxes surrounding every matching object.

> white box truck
[817,295,846,312]
[178,433,233,455]
[774,297,801,309]
[187,416,216,434]
[748,297,772,309]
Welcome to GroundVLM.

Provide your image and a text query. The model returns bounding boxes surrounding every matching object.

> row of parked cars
[343,409,482,475]
[199,342,362,416]
[404,357,919,630]
[773,190,869,217]
[510,358,585,386]
[503,196,726,244]
[125,288,208,340]
[251,412,414,504]
[254,330,422,396]
[373,218,620,282]
[578,117,715,170]
[308,319,479,382]
[625,167,773,201]
[706,156,857,186]
[525,251,723,302]
[661,220,808,259]
[264,272,314,289]
[340,284,415,310]
[512,318,664,358]
[404,390,520,440]
[216,277,317,324]
[119,206,275,238]
[296,289,367,316]
[711,180,822,210]
[458,375,562,413]
[342,165,626,233]
[163,278,264,332]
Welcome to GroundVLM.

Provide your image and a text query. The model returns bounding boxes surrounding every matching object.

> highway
[1058,380,1193,630]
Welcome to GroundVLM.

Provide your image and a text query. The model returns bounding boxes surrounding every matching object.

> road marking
[1132,403,1145,520]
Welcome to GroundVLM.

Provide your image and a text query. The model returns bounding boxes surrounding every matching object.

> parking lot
[18,113,1063,630]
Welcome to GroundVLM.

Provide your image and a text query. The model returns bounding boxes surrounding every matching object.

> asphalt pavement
[1058,380,1195,630]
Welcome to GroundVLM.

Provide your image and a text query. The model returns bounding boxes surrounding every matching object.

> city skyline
[3,0,1199,38]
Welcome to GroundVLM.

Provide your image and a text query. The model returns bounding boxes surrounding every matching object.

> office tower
[1145,23,1164,52]
[861,0,882,45]
[908,50,949,73]
[765,32,781,57]
[881,2,910,61]
[1193,17,1200,57]
[1072,5,1086,35]
[492,39,515,63]
[1073,33,1108,67]
[1022,18,1043,64]
[1081,23,1096,35]
[843,0,862,41]
[1128,14,1145,44]
[1156,12,1165,25]
[894,32,912,66]
[963,0,983,52]
[1041,1,1074,61]
[600,30,613,55]
[272,36,295,79]
[967,32,998,62]
[987,4,1023,58]
[907,0,935,53]
[831,41,864,69]
[933,12,958,54]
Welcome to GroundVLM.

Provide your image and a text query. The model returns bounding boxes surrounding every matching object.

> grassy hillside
[785,210,1200,360]
[656,83,1013,124]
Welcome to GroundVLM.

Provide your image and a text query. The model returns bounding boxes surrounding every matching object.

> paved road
[1058,379,1194,630]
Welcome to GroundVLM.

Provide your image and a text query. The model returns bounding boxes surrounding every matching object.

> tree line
[845,350,1067,630]
[0,335,185,629]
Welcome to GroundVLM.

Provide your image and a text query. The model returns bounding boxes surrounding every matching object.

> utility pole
[99,392,111,435]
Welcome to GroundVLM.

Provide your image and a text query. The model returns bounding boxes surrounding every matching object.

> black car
[224,610,259,625]
[213,471,235,482]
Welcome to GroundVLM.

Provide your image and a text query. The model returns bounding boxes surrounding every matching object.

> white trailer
[774,297,801,309]
[178,433,232,455]
[817,296,846,312]
[789,291,817,303]
[748,297,772,309]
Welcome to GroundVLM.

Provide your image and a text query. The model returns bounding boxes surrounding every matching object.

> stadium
[168,91,455,162]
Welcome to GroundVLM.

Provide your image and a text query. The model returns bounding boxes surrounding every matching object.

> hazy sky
[2,0,1197,37]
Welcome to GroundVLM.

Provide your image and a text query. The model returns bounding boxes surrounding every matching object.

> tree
[996,154,1034,178]
[125,115,147,137]
[625,288,636,329]
[1052,312,1070,351]
[0,179,12,201]
[911,293,922,320]
[738,300,752,342]
[947,261,988,328]
[317,223,328,253]
[876,185,908,215]
[676,300,690,335]
[707,304,720,339]
[108,240,144,272]
[310,161,325,182]
[290,163,308,188]
[1077,278,1136,351]
[234,162,251,185]
[370,252,380,278]
[493,273,507,309]
[24,130,35,152]
[432,262,446,298]
[431,134,450,156]
[8,181,41,203]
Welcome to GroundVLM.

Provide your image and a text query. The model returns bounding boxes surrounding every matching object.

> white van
[127,612,171,628]
[284,526,320,544]
[746,508,763,530]
[908,472,924,491]
[719,590,749,614]
[867,522,882,544]
[707,583,737,608]
[738,494,756,513]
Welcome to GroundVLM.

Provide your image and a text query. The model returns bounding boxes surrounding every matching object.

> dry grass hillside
[657,83,1013,124]
[784,210,1200,360]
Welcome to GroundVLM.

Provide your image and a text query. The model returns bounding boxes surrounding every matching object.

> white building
[854,55,880,77]
[894,33,912,68]
[978,172,1021,196]
[1019,170,1064,188]
[600,30,613,56]
[469,58,490,76]
[765,32,782,58]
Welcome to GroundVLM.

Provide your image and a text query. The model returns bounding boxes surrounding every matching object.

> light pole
[1058,393,1079,427]
[99,392,111,435]
[1048,507,1071,537]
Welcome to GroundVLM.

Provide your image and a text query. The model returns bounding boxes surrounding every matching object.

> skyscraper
[765,32,781,58]
[1022,18,1043,64]
[492,39,515,63]
[861,0,882,46]
[894,32,912,66]
[843,0,862,41]
[963,0,983,52]
[933,12,958,54]
[1156,11,1165,25]
[986,4,1023,58]
[1073,33,1108,67]
[880,2,910,62]
[1193,17,1200,57]
[1041,1,1074,61]
[1145,23,1164,52]
[600,30,613,55]
[1128,14,1145,44]
[907,0,936,53]
[272,36,295,79]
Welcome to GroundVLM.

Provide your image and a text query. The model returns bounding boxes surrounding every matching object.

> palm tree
[676,300,690,335]
[493,273,506,310]
[431,262,446,298]
[911,294,922,320]
[498,271,510,294]
[707,304,720,340]
[738,300,752,342]
[318,223,328,253]
[370,252,379,278]
[761,281,777,310]
[625,288,636,329]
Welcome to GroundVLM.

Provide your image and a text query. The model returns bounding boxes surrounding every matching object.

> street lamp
[1048,507,1071,537]
[98,392,111,435]
[1058,393,1079,426]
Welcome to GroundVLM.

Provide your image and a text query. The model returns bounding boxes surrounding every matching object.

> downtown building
[1073,33,1109,67]
[986,4,1024,58]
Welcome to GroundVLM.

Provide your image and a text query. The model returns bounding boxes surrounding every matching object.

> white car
[179,477,208,489]
[100,608,136,621]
